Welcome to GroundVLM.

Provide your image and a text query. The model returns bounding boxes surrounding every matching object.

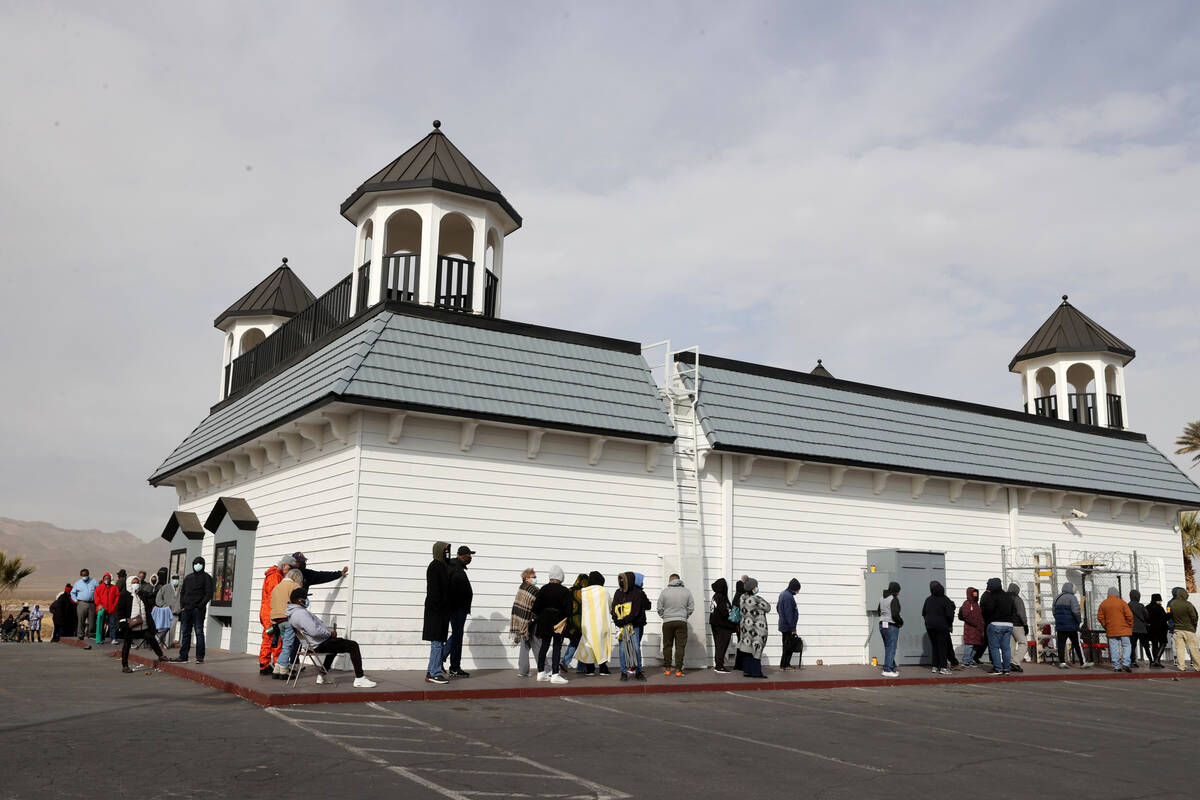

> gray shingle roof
[1010,296,1135,370]
[688,355,1200,506]
[150,309,673,483]
[214,261,316,328]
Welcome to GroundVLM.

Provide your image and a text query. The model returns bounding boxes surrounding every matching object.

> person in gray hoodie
[1128,589,1150,668]
[657,574,694,676]
[286,587,376,688]
[1008,583,1028,673]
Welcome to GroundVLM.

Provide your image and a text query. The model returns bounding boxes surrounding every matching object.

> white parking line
[728,691,1093,758]
[277,708,374,717]
[286,719,416,728]
[265,706,471,800]
[411,768,578,780]
[321,733,425,742]
[367,702,631,799]
[560,696,885,774]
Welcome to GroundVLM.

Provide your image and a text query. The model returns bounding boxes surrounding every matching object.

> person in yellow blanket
[258,555,296,675]
[575,571,613,676]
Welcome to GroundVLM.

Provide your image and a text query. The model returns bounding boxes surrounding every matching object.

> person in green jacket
[1169,588,1200,672]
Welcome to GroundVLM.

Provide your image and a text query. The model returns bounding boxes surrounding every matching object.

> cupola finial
[282,257,288,265]
[432,119,441,130]
[1061,294,1068,303]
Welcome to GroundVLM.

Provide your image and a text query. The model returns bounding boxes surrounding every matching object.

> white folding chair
[286,630,334,688]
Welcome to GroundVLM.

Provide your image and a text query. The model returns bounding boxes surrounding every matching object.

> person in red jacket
[93,573,119,645]
[258,556,296,675]
[958,587,986,667]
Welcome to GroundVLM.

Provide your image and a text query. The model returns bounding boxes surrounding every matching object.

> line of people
[1,604,42,642]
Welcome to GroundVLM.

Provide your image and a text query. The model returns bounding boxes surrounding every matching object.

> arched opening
[483,228,501,318]
[1065,363,1097,425]
[382,209,422,303]
[1105,364,1123,428]
[359,219,374,267]
[240,327,266,355]
[1034,367,1057,418]
[436,213,475,310]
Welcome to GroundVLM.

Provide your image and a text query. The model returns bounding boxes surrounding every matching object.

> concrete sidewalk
[55,637,1200,706]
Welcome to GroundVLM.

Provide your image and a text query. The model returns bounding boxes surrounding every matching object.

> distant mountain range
[0,517,168,603]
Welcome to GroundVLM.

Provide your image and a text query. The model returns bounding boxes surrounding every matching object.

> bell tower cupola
[1010,295,1135,430]
[340,121,521,319]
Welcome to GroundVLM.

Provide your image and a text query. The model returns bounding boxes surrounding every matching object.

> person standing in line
[710,578,738,674]
[70,569,97,642]
[175,556,214,665]
[155,571,180,648]
[922,581,955,675]
[28,604,43,642]
[564,573,589,673]
[577,571,612,676]
[258,555,296,675]
[93,573,118,646]
[117,575,166,672]
[1053,582,1089,669]
[532,566,573,684]
[958,587,985,667]
[422,541,452,685]
[731,577,748,673]
[612,571,648,681]
[444,546,475,678]
[270,569,305,679]
[110,569,127,643]
[776,578,802,671]
[657,573,694,677]
[1127,589,1150,668]
[1168,587,1200,672]
[509,568,541,677]
[1147,592,1169,669]
[980,578,1014,675]
[286,587,376,687]
[1008,583,1028,673]
[737,577,771,678]
[290,552,350,589]
[1097,586,1134,672]
[877,582,903,678]
[49,584,75,641]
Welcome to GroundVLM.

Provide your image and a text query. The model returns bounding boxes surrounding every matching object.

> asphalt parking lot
[4,644,1198,799]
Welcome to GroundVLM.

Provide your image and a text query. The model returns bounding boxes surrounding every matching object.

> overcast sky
[2,2,1198,540]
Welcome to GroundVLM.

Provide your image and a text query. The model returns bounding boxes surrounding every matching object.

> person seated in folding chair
[285,587,376,688]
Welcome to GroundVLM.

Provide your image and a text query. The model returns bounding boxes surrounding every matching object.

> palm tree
[1177,420,1200,469]
[0,550,36,602]
[1182,511,1200,593]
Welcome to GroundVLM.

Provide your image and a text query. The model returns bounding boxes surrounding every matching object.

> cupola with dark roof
[341,122,520,321]
[1011,295,1134,430]
[810,359,833,378]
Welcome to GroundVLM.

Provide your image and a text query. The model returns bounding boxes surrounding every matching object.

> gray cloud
[2,2,1198,539]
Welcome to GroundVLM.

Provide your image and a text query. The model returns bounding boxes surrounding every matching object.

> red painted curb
[54,640,1200,707]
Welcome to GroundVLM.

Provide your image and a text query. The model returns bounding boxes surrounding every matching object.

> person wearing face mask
[153,567,177,647]
[508,567,541,677]
[444,545,476,678]
[737,577,771,678]
[70,569,97,642]
[258,555,296,676]
[93,573,119,646]
[175,556,214,664]
[117,576,166,672]
[286,587,376,688]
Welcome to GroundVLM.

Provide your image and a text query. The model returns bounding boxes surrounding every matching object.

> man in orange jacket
[1098,586,1134,673]
[258,555,296,674]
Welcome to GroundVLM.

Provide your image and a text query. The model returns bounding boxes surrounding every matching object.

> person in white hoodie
[285,587,376,688]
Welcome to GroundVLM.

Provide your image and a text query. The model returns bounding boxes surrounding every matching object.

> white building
[150,124,1200,671]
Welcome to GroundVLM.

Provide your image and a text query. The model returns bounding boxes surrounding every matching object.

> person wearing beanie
[1168,588,1200,672]
[531,565,573,684]
[1007,583,1028,673]
[877,582,903,677]
[1147,593,1169,668]
[1053,582,1088,669]
[922,581,955,675]
[611,571,648,681]
[657,573,694,677]
[737,577,771,678]
[776,578,802,670]
[49,584,76,641]
[958,587,985,667]
[285,587,376,688]
[1097,586,1134,672]
[93,573,119,645]
[1127,589,1150,668]
[258,555,297,675]
[979,578,1014,675]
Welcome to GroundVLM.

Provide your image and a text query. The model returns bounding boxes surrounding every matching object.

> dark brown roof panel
[204,497,259,533]
[1009,296,1135,370]
[214,261,316,329]
[161,511,206,542]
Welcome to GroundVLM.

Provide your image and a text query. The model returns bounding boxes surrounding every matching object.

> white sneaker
[316,674,328,685]
[536,671,551,682]
[550,673,569,684]
[881,670,899,678]
[353,676,377,688]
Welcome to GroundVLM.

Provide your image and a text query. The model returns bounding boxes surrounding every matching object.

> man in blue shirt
[70,569,97,642]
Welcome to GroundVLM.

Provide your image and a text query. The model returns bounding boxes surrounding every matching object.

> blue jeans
[561,641,578,669]
[618,627,643,673]
[986,623,1012,671]
[277,622,296,668]
[445,610,467,671]
[178,607,206,661]
[1108,636,1131,669]
[879,624,899,672]
[427,639,446,677]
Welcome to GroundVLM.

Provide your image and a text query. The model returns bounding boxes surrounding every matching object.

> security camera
[1069,508,1088,519]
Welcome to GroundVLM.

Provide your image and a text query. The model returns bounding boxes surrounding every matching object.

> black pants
[1057,630,1084,664]
[712,627,733,669]
[1130,632,1152,663]
[122,628,163,666]
[537,633,564,674]
[1151,636,1168,664]
[780,631,801,668]
[927,627,953,669]
[314,637,364,678]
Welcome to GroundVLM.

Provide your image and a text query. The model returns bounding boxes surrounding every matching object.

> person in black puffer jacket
[710,578,738,673]
[922,581,955,674]
[979,577,1015,674]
